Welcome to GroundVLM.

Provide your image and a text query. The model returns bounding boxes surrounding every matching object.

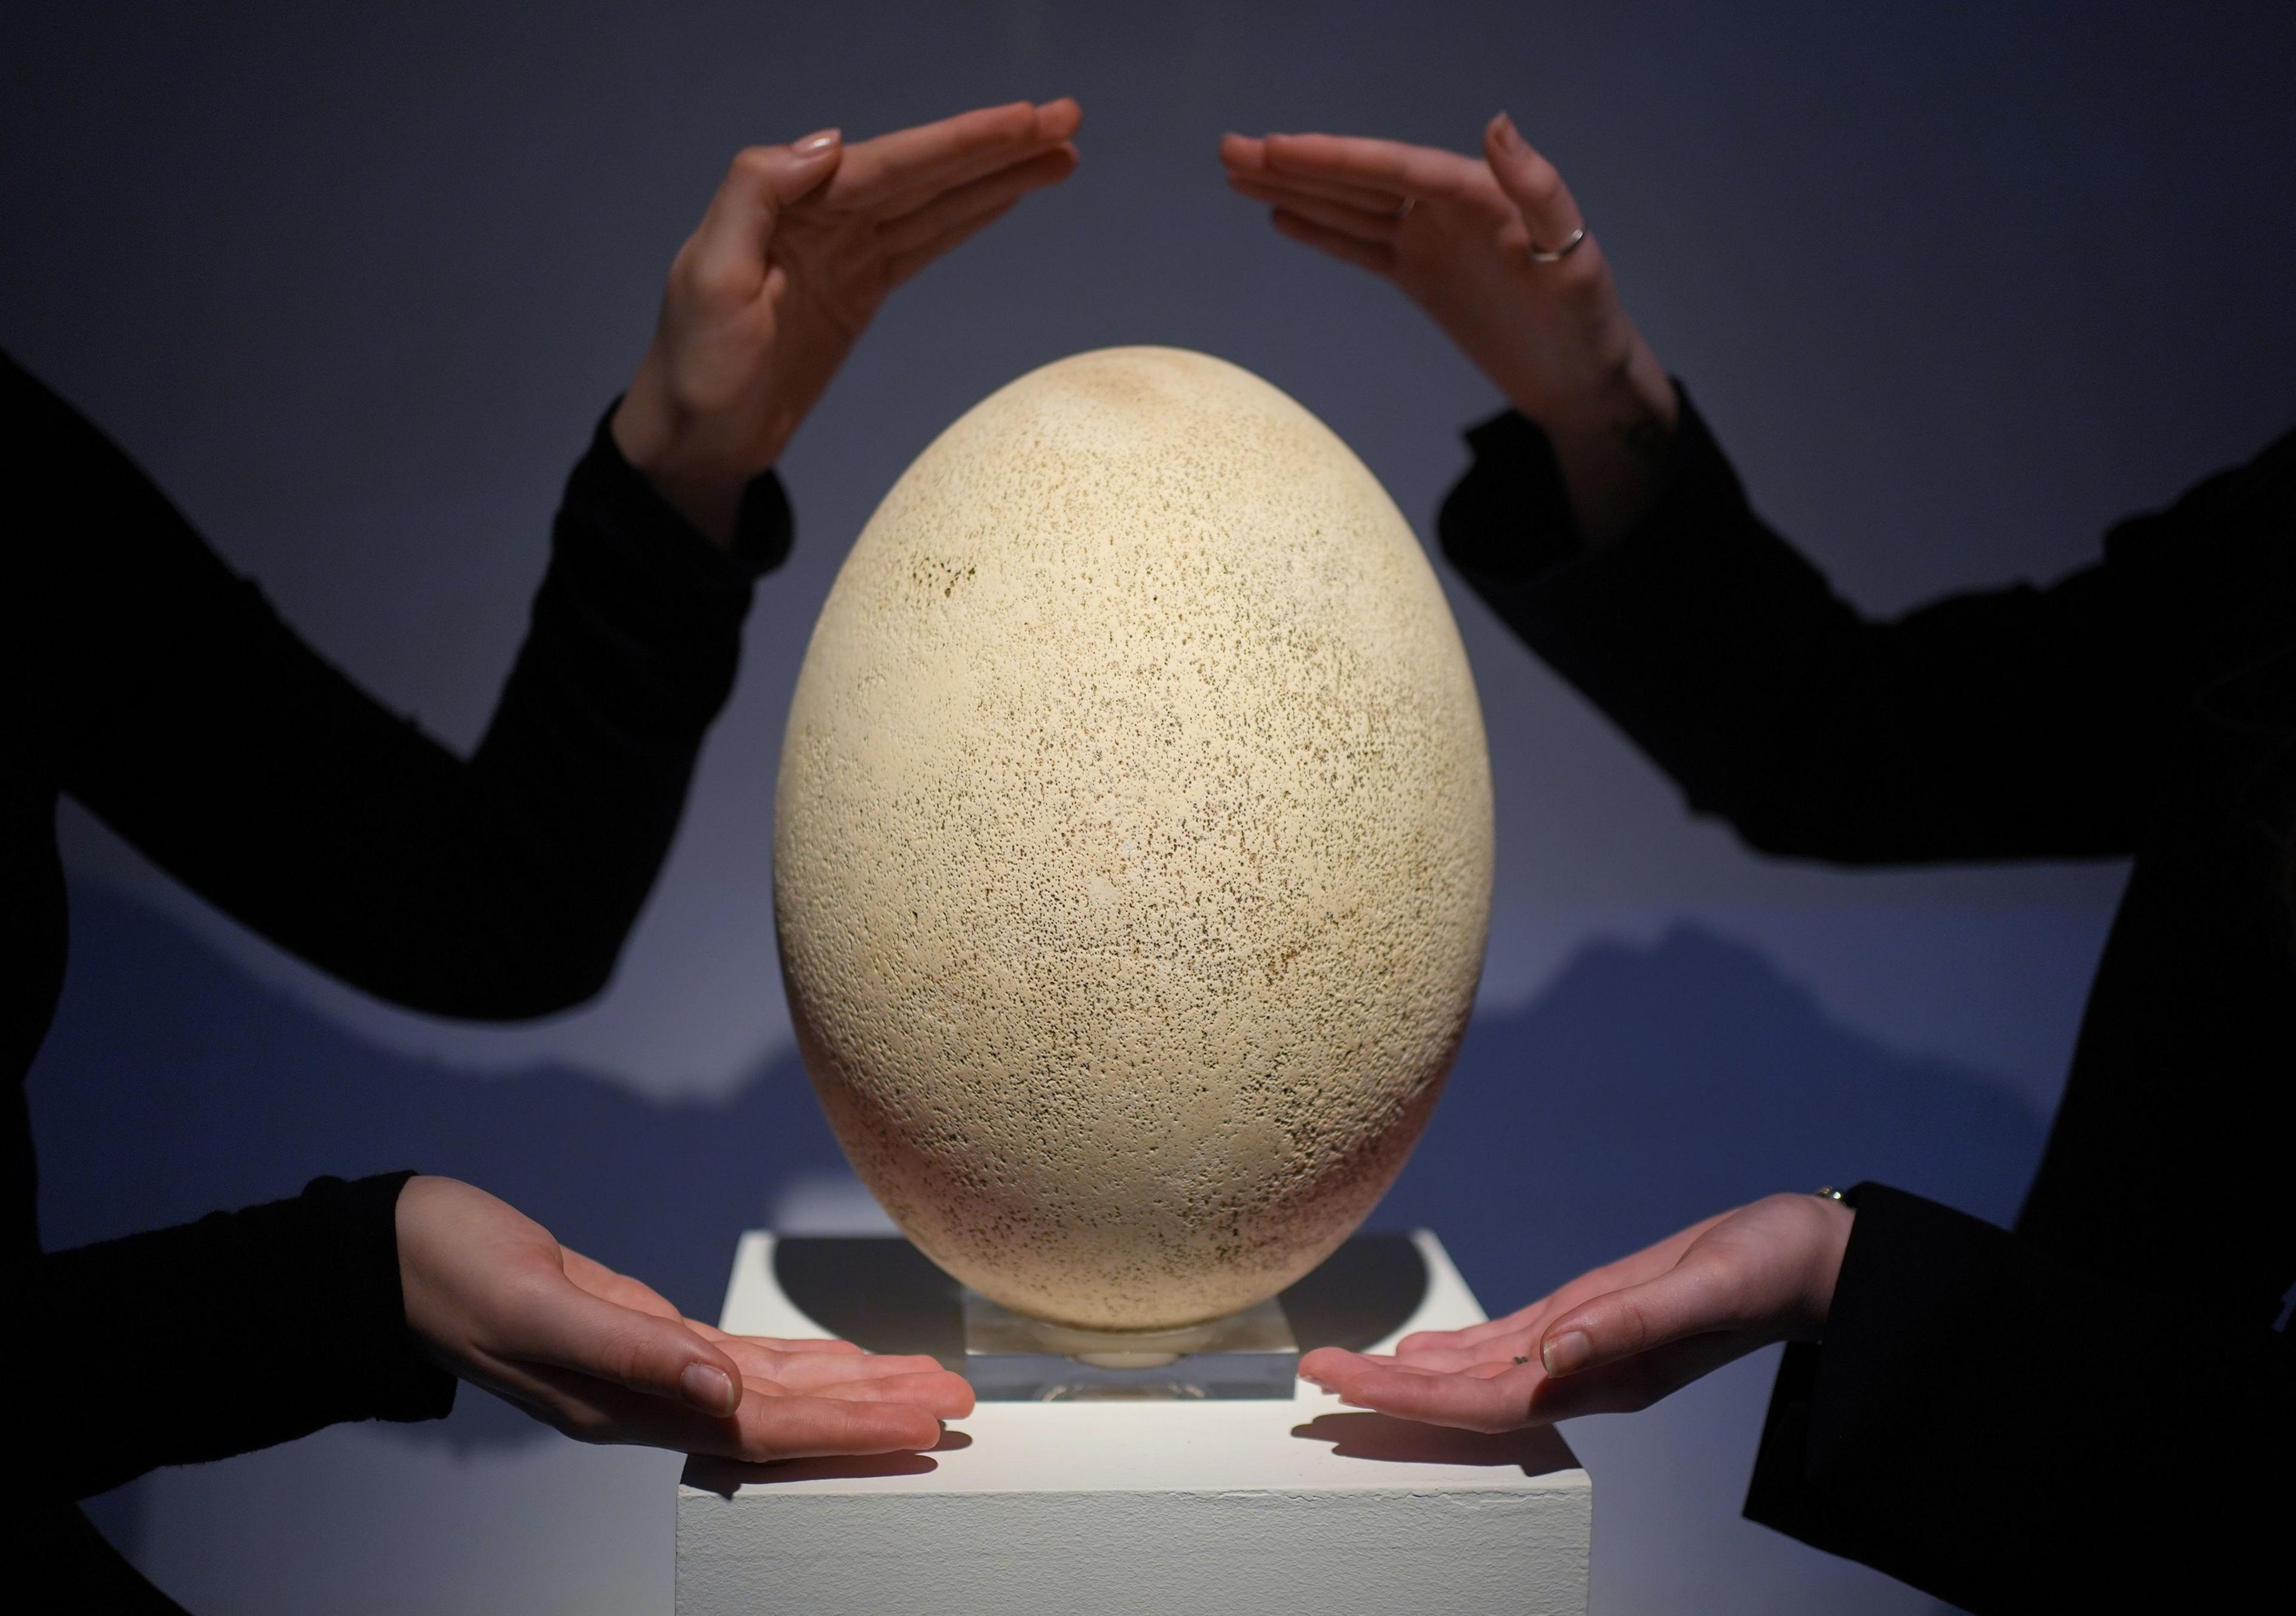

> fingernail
[680,1362,737,1415]
[794,129,839,156]
[1541,1330,1591,1376]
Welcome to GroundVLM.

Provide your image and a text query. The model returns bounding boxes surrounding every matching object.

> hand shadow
[682,1428,973,1496]
[1291,1412,1576,1477]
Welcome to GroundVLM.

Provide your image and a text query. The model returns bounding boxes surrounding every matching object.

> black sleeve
[1439,391,2296,864]
[1742,1183,2296,1612]
[10,1173,456,1506]
[10,352,788,1018]
[3,352,790,1496]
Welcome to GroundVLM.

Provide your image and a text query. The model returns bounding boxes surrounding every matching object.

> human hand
[398,1177,973,1460]
[614,98,1083,544]
[1220,115,1675,542]
[1298,1193,1853,1433]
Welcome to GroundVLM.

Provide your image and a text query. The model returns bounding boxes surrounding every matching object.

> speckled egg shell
[774,346,1492,1330]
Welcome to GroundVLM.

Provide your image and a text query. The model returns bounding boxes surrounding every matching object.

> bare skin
[1298,1193,1854,1434]
[614,99,1083,545]
[1220,114,1676,545]
[398,1176,973,1462]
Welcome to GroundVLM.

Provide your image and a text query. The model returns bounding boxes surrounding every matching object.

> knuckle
[667,241,709,288]
[728,146,777,182]
[561,1410,617,1444]
[1553,253,1607,295]
[1516,160,1564,206]
[612,1330,671,1388]
[689,262,751,303]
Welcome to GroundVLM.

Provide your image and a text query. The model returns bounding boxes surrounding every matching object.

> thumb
[516,1274,749,1417]
[1535,1255,1738,1378]
[1480,112,1585,261]
[686,130,842,288]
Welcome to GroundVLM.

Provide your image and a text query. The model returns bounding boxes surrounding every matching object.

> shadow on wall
[30,882,2048,1522]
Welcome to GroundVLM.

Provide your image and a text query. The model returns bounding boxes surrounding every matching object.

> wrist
[1803,1194,1857,1336]
[610,381,752,549]
[1513,340,1678,548]
[395,1174,449,1361]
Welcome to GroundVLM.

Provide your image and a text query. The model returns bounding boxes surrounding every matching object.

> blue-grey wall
[10,3,2294,1611]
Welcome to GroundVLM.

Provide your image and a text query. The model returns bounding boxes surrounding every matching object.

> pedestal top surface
[681,1230,1584,1501]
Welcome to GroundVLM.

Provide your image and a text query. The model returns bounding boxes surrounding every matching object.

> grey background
[8,2,2293,1611]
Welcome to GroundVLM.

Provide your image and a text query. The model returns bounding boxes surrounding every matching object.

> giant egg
[775,347,1492,1330]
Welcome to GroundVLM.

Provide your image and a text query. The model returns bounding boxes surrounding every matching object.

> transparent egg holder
[960,1290,1300,1401]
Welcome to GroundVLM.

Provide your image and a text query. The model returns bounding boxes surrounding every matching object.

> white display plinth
[677,1230,1589,1615]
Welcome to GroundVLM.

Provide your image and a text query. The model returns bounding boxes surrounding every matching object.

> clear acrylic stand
[961,1290,1300,1401]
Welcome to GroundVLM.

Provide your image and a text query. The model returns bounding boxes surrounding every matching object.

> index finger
[726,1393,945,1461]
[1538,1250,1751,1375]
[1260,133,1502,212]
[508,1278,747,1415]
[687,1324,865,1354]
[718,1342,952,1389]
[1220,133,1401,213]
[827,98,1080,215]
[1396,1294,1553,1357]
[1312,1352,1548,1435]
[1397,1211,1730,1358]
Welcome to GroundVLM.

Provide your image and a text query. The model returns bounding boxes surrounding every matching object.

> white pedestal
[677,1230,1589,1615]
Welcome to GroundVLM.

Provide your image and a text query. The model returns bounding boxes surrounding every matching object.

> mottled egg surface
[774,347,1492,1330]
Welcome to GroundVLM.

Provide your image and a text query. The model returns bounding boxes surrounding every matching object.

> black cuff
[310,1171,460,1426]
[1437,408,1587,585]
[23,1171,456,1505]
[1437,381,1730,595]
[1744,1182,1985,1548]
[530,403,782,740]
[569,400,794,589]
[1735,1181,2296,1611]
[726,469,795,577]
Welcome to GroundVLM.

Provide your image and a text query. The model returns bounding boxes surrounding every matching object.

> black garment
[1441,394,2296,1612]
[1,352,785,1595]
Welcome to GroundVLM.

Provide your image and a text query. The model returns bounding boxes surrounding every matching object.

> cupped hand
[1220,115,1674,542]
[398,1177,973,1461]
[1299,1193,1853,1433]
[615,98,1083,543]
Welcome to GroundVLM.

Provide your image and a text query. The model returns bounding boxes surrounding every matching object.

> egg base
[961,1287,1300,1400]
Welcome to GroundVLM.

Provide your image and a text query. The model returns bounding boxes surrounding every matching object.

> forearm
[61,406,784,1019]
[8,1174,454,1506]
[1439,391,2147,862]
[445,409,788,1007]
[1440,390,1900,854]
